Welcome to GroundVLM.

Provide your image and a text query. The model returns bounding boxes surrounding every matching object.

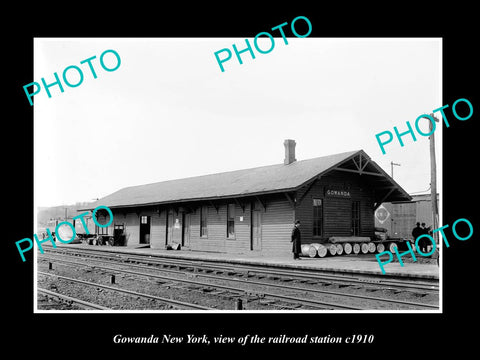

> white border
[33,37,443,314]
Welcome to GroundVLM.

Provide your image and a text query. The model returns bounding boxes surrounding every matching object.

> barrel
[343,243,352,255]
[376,243,386,253]
[328,244,337,256]
[301,244,317,258]
[311,243,328,258]
[353,243,361,254]
[367,242,376,253]
[388,242,398,253]
[335,243,344,255]
[361,243,369,254]
[301,244,310,256]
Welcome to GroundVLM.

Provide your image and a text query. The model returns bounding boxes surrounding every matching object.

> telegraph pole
[428,113,440,262]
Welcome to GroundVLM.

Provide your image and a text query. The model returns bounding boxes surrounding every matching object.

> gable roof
[84,149,411,210]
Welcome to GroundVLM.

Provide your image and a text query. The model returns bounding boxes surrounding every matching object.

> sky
[34,37,442,209]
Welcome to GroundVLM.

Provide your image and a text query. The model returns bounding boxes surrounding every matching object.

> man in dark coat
[291,220,302,260]
[412,222,422,250]
[420,222,428,253]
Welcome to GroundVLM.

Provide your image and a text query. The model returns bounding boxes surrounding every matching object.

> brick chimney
[284,139,296,165]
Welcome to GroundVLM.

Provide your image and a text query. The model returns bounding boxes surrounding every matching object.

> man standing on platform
[291,220,302,260]
[412,222,422,249]
[420,222,428,253]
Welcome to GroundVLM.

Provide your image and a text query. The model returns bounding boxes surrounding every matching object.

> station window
[200,205,208,237]
[227,203,235,238]
[313,198,323,237]
[352,201,360,236]
[140,215,148,224]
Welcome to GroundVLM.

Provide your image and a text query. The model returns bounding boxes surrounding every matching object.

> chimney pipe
[284,139,296,165]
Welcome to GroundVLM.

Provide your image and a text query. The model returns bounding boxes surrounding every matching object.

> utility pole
[390,161,401,179]
[428,113,440,246]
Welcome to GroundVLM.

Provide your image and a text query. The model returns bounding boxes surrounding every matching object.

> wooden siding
[225,202,252,254]
[150,210,166,249]
[112,209,166,248]
[259,195,295,255]
[190,197,294,255]
[187,202,252,253]
[110,196,295,255]
[295,170,375,244]
[110,211,139,246]
[125,212,140,245]
[166,209,183,245]
[207,204,227,250]
[108,169,377,254]
[193,204,227,252]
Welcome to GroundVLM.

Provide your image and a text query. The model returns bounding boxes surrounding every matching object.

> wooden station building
[85,140,411,255]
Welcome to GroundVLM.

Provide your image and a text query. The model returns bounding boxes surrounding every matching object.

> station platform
[42,243,440,280]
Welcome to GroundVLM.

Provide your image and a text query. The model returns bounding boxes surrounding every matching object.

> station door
[251,209,262,250]
[139,215,151,244]
[182,213,191,248]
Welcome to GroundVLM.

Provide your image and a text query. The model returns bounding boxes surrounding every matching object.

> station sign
[324,188,351,198]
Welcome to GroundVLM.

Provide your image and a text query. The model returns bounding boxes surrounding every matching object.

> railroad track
[42,247,440,294]
[39,250,439,310]
[38,271,214,310]
[38,287,110,310]
[38,258,359,310]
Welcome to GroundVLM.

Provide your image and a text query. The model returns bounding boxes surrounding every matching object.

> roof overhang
[79,150,411,212]
[328,150,412,207]
[78,188,299,211]
[293,150,411,209]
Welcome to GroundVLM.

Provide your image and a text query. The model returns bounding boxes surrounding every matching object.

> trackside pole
[428,113,440,266]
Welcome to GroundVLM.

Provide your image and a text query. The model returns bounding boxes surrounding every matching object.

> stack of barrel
[300,237,396,258]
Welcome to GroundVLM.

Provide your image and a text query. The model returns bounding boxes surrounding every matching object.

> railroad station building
[85,140,411,255]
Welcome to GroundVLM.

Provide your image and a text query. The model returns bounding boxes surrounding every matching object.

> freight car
[40,216,124,246]
[374,194,437,241]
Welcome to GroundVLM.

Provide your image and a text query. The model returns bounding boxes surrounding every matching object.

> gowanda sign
[325,189,351,198]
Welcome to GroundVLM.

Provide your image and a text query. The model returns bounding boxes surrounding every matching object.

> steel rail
[39,257,358,310]
[38,271,213,310]
[37,287,110,310]
[43,247,439,293]
[39,255,437,310]
[146,257,440,289]
[145,257,439,292]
